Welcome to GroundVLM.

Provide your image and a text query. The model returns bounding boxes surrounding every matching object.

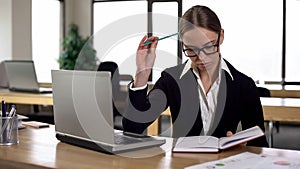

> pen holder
[0,115,19,145]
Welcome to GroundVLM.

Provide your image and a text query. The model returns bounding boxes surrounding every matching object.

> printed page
[185,152,300,169]
[258,154,300,169]
[173,136,219,152]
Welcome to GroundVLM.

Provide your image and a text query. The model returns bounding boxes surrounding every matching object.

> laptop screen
[4,60,40,91]
[51,70,115,144]
[0,62,8,88]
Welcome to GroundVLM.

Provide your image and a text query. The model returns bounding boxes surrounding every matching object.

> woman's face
[182,27,224,72]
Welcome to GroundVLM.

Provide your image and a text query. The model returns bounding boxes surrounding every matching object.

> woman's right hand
[134,35,158,88]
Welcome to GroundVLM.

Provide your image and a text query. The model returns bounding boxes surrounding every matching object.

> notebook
[3,60,52,93]
[51,70,165,154]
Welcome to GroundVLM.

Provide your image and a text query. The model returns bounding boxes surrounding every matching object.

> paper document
[185,152,300,169]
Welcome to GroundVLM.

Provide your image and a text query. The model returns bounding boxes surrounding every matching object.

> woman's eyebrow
[184,44,198,49]
[203,40,216,46]
[184,40,216,48]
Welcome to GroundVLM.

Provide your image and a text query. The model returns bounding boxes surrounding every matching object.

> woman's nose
[197,51,206,60]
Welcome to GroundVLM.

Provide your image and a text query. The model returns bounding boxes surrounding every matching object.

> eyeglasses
[182,33,220,57]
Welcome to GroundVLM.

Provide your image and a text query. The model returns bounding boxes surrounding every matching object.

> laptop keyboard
[114,134,143,145]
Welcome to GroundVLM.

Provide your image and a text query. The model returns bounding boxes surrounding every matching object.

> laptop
[0,61,9,88]
[51,70,165,154]
[3,60,52,93]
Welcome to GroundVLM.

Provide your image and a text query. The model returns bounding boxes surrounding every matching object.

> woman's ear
[219,29,224,45]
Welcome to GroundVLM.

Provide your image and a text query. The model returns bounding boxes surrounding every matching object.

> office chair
[97,61,131,130]
[257,86,280,133]
[257,87,271,97]
[26,105,54,124]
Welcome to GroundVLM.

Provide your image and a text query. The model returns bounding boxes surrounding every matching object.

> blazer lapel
[209,70,234,136]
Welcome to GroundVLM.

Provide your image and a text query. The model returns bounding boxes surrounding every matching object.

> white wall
[0,0,32,61]
[12,0,32,60]
[65,0,92,38]
[0,0,92,62]
[0,0,12,61]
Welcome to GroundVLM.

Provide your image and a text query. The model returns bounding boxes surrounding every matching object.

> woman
[123,5,268,147]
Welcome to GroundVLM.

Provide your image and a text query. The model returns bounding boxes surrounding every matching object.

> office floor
[159,116,300,151]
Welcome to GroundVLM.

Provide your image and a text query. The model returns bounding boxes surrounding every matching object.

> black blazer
[123,60,268,147]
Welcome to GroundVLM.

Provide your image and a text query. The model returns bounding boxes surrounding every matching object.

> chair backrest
[97,61,124,129]
[97,61,120,94]
[257,87,271,97]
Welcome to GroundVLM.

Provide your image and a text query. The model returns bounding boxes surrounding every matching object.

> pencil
[143,33,178,46]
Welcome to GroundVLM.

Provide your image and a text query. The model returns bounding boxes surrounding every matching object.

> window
[286,0,300,81]
[93,1,296,85]
[183,0,282,83]
[152,2,179,82]
[93,1,147,77]
[32,0,60,82]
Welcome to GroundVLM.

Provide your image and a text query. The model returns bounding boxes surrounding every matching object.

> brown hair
[179,5,221,38]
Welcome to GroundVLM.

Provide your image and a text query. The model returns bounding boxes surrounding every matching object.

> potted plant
[58,23,98,70]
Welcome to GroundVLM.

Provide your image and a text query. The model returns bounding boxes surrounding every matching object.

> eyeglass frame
[182,32,221,57]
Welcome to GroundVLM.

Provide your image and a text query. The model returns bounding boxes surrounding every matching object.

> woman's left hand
[226,131,233,137]
[227,131,247,146]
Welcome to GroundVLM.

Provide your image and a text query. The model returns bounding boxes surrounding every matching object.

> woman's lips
[197,62,210,68]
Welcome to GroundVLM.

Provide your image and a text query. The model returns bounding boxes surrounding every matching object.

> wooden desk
[261,97,300,122]
[0,88,53,105]
[1,126,300,169]
[0,88,126,108]
[270,89,300,98]
[261,97,300,147]
[259,84,300,98]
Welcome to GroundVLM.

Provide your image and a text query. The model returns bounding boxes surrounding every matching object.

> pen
[143,32,178,46]
[8,105,17,140]
[2,99,6,117]
[1,99,7,140]
[0,99,2,116]
[8,105,16,117]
